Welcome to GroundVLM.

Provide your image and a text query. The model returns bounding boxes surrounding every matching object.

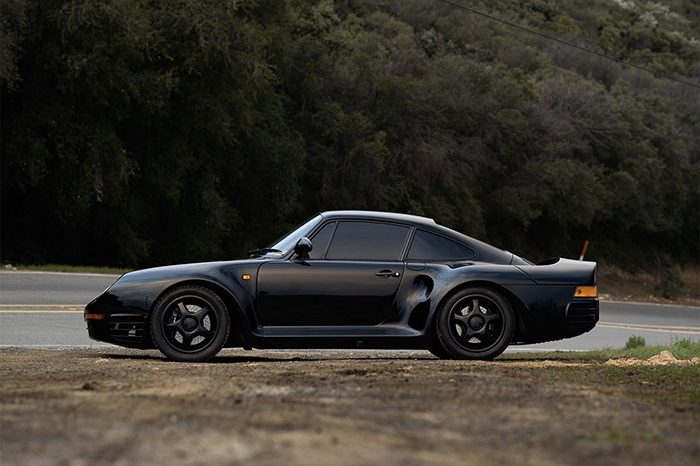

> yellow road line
[0,304,84,307]
[0,305,84,313]
[599,321,699,331]
[598,321,700,335]
[0,310,84,313]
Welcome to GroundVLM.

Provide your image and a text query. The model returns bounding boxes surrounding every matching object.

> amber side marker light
[574,286,598,298]
[84,313,105,320]
[242,274,251,280]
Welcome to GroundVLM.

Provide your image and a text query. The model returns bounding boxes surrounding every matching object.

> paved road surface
[0,271,119,347]
[1,271,698,351]
[514,300,699,352]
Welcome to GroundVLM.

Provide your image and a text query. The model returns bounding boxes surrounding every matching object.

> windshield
[266,214,323,255]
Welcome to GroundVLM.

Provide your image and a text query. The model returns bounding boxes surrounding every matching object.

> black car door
[256,221,410,327]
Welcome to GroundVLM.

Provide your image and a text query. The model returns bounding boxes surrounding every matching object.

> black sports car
[85,211,598,361]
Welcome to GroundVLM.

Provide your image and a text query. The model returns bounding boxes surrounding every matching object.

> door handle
[375,270,401,278]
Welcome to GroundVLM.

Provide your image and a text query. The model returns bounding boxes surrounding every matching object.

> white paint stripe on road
[505,348,587,352]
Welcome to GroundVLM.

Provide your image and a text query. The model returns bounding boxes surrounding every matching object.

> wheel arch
[149,279,251,348]
[430,280,529,344]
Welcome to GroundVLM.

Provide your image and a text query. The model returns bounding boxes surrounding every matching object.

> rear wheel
[436,286,514,360]
[151,286,230,362]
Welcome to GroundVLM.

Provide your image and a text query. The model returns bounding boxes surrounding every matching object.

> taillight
[574,286,597,298]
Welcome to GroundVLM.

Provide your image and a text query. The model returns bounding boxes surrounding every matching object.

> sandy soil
[1,347,698,465]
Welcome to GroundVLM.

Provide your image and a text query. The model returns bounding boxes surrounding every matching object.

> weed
[593,427,663,442]
[594,427,635,442]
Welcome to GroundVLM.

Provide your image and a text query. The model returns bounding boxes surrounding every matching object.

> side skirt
[246,325,431,350]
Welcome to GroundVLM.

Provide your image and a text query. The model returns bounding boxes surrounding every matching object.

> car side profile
[85,211,599,361]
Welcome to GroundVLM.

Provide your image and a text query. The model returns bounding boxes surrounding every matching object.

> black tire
[150,286,230,362]
[428,344,454,359]
[436,286,514,360]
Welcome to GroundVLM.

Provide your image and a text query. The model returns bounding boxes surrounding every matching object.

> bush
[625,335,646,350]
[659,264,687,299]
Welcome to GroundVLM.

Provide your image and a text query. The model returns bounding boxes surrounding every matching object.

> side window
[326,222,410,261]
[407,230,475,261]
[308,222,336,259]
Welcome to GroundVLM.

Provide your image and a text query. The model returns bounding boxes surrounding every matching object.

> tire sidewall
[151,286,230,362]
[436,286,514,360]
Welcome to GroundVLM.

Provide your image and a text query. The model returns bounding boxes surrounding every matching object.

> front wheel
[151,286,230,362]
[436,287,514,360]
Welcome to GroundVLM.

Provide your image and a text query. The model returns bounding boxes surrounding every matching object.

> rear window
[407,230,475,260]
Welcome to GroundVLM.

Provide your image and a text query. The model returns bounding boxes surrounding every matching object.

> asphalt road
[1,270,698,350]
[0,271,119,347]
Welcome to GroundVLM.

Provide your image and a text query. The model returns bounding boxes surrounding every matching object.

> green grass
[579,338,700,361]
[595,364,700,405]
[13,264,131,275]
[593,427,663,443]
[607,338,700,360]
[501,340,700,406]
[502,339,700,362]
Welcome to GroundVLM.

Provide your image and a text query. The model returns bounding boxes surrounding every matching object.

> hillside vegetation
[1,0,698,272]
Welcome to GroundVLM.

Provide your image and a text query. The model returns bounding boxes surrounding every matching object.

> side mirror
[294,237,313,259]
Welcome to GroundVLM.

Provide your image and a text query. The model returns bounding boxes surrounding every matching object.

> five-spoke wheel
[150,286,230,362]
[436,287,514,360]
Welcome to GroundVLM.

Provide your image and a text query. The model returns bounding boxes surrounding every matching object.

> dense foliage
[2,0,698,267]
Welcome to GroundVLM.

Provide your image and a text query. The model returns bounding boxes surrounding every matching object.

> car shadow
[79,350,438,363]
[80,350,596,364]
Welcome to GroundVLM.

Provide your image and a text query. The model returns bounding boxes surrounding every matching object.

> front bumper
[86,313,152,348]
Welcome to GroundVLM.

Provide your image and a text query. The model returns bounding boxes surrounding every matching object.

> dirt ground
[1,347,698,466]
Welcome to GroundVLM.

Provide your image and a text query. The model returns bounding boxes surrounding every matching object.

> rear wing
[515,258,596,286]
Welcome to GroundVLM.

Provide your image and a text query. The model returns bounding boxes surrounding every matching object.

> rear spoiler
[515,258,597,286]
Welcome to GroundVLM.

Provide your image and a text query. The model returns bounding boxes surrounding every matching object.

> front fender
[85,260,266,348]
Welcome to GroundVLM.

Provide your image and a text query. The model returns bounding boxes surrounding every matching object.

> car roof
[318,210,515,265]
[319,210,437,227]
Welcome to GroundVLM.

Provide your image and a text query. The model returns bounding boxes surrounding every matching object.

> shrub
[625,335,646,349]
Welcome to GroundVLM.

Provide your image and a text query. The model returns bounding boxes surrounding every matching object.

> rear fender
[419,263,536,337]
